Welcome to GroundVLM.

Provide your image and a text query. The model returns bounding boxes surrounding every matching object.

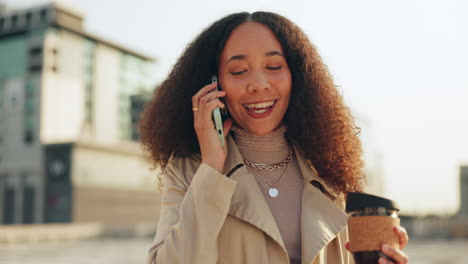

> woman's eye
[267,66,282,71]
[230,70,247,76]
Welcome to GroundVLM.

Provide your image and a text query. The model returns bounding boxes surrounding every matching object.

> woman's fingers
[345,228,409,264]
[192,82,217,109]
[198,91,226,113]
[394,226,409,249]
[191,82,229,172]
[194,98,225,135]
[202,99,225,126]
[378,228,409,263]
[192,84,225,123]
[380,244,409,264]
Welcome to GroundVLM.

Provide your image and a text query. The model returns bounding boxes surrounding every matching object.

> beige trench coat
[148,135,354,264]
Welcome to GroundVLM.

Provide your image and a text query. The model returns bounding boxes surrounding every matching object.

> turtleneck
[231,125,291,165]
[231,125,303,264]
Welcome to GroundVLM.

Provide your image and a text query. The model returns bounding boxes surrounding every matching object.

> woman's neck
[230,124,290,164]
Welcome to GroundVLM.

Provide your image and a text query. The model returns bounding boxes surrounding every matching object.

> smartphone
[211,75,225,147]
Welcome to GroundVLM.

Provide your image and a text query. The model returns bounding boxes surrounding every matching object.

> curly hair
[139,11,365,194]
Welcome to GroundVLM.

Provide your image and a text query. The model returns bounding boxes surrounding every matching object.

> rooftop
[0,2,155,61]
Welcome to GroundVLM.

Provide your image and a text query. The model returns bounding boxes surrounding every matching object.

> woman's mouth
[242,100,276,117]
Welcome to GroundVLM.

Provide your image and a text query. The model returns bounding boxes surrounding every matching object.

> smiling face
[218,22,292,136]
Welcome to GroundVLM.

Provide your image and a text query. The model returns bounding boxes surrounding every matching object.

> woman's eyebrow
[225,51,284,65]
[265,51,284,57]
[225,55,246,65]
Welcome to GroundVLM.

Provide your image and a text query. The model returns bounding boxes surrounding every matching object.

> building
[0,3,160,225]
[459,166,468,217]
[398,165,468,239]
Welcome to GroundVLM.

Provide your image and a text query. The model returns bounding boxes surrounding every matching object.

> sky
[4,0,468,215]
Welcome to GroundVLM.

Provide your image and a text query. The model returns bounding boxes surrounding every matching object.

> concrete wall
[0,76,43,224]
[73,186,160,225]
[93,44,120,144]
[70,142,161,225]
[40,28,85,144]
[71,142,158,190]
[41,75,84,143]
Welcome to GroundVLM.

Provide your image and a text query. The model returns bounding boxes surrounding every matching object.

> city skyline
[3,0,468,215]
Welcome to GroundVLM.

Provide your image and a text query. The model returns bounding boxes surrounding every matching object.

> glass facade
[0,35,27,78]
[118,53,151,141]
[83,39,96,129]
[23,79,36,144]
[0,79,4,142]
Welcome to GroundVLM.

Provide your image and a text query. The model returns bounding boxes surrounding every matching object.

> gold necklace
[247,153,293,198]
[244,148,293,171]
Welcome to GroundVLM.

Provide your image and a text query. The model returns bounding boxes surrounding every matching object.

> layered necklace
[244,148,294,198]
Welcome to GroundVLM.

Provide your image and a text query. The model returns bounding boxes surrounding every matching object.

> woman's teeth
[252,108,268,114]
[243,100,275,112]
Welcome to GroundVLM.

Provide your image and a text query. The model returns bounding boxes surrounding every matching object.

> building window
[25,12,32,26]
[22,172,36,224]
[28,46,43,73]
[3,174,16,224]
[28,65,41,72]
[83,40,96,127]
[119,53,152,140]
[130,94,149,141]
[29,47,42,56]
[11,15,18,29]
[40,9,48,23]
[24,80,35,145]
[24,127,34,144]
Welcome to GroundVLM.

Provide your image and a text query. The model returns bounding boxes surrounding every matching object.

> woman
[140,12,409,264]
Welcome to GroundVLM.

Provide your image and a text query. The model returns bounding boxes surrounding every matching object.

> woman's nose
[247,74,271,93]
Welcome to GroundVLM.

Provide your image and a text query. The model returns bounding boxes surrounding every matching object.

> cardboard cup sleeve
[348,215,400,253]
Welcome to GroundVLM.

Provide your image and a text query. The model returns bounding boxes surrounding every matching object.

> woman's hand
[192,82,233,172]
[345,226,409,264]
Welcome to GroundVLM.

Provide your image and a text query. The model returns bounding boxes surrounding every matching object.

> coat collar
[223,134,349,263]
[223,135,286,249]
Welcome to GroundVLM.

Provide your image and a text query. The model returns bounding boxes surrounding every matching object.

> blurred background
[0,0,466,263]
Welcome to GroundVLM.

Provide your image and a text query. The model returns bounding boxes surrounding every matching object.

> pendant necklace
[246,152,293,198]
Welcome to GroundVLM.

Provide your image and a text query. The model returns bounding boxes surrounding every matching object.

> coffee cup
[346,192,400,264]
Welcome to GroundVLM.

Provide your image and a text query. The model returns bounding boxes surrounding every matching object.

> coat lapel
[223,135,287,253]
[294,146,349,264]
[222,136,349,263]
